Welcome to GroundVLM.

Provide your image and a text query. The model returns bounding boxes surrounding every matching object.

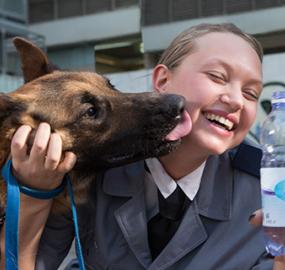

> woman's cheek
[246,103,258,127]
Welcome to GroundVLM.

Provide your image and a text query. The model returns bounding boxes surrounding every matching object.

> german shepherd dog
[0,38,191,212]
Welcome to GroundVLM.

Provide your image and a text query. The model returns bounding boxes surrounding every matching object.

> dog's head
[0,38,191,174]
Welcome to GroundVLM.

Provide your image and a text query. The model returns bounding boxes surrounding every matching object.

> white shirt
[144,158,206,220]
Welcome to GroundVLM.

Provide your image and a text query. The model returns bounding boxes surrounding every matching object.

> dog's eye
[85,107,98,118]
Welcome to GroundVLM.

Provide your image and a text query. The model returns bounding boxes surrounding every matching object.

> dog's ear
[13,37,56,83]
[0,93,25,126]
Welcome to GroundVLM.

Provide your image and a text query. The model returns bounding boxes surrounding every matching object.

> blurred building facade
[1,0,285,81]
[29,0,141,73]
[26,0,285,73]
[141,0,285,65]
[0,0,45,90]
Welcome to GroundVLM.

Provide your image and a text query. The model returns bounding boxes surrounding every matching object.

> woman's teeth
[204,113,234,131]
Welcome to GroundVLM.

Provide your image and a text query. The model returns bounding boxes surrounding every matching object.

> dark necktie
[147,185,191,260]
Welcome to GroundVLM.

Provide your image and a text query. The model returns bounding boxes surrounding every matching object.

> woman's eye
[243,90,258,101]
[85,107,98,118]
[208,72,226,84]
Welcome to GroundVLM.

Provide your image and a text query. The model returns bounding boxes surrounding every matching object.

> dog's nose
[162,94,185,116]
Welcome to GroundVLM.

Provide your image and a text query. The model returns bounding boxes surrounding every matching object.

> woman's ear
[152,64,171,94]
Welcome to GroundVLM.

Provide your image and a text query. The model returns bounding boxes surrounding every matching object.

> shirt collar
[145,158,206,201]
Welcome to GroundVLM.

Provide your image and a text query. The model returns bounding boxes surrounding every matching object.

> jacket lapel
[148,202,208,270]
[115,192,152,268]
[149,152,234,269]
[103,162,153,268]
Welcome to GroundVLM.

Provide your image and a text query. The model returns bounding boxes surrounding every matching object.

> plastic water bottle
[260,91,285,256]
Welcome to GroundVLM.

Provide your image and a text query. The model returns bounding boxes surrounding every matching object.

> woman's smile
[203,110,237,131]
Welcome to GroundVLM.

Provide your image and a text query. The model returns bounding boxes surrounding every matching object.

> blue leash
[2,160,19,270]
[2,159,86,270]
[67,180,86,269]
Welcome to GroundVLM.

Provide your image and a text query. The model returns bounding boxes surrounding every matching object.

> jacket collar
[102,161,146,197]
[196,151,233,221]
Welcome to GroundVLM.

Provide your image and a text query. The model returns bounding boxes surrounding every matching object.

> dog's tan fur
[0,37,185,212]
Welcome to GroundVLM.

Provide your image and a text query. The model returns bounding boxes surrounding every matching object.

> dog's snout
[162,94,185,117]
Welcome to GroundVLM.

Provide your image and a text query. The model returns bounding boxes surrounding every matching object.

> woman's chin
[203,141,233,156]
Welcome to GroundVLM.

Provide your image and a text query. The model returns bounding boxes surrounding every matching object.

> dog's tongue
[165,110,192,141]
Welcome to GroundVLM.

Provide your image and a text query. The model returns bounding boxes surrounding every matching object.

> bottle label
[261,167,285,227]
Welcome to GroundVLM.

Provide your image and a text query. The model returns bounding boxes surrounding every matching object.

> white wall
[107,69,153,93]
[249,52,285,142]
[263,52,285,83]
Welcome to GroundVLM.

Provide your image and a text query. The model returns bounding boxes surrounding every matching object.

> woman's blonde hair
[158,23,263,70]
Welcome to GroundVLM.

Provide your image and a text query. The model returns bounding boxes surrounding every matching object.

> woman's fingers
[10,123,77,190]
[11,125,32,163]
[274,256,285,270]
[45,134,77,173]
[29,122,51,165]
[57,151,77,174]
[249,210,285,269]
[248,209,263,226]
[45,133,62,170]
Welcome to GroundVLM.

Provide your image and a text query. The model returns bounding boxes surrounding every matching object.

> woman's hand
[249,210,285,270]
[1,123,77,270]
[11,122,76,190]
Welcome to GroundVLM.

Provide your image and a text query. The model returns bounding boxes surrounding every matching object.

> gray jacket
[36,142,273,270]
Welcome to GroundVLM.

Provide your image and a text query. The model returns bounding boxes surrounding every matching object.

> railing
[0,0,28,23]
[29,0,139,23]
[141,0,285,26]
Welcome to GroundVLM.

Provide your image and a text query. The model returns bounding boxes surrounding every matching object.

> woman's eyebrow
[202,59,232,69]
[246,80,263,91]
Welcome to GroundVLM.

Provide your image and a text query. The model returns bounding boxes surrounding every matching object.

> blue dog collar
[19,176,67,200]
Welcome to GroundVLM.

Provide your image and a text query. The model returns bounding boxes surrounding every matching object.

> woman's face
[154,32,262,156]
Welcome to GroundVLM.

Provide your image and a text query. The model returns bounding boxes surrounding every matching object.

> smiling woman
[154,32,262,171]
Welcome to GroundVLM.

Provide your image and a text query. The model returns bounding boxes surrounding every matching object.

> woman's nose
[220,88,244,111]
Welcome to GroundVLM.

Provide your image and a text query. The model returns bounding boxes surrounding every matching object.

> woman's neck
[159,142,208,181]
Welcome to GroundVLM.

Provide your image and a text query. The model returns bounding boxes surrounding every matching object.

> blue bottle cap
[272,91,285,105]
